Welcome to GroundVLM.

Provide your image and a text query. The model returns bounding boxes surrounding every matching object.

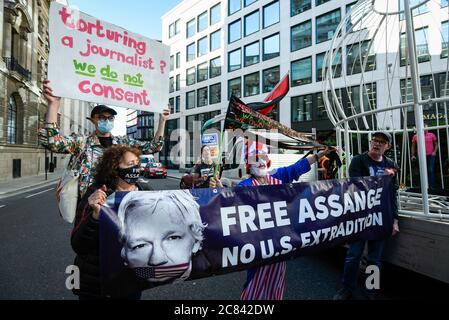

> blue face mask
[97,120,114,134]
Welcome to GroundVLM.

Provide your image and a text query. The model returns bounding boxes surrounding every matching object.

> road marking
[25,188,54,199]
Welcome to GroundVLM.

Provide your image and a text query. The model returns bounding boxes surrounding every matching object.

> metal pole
[45,148,48,181]
[344,122,351,178]
[312,127,318,181]
[404,0,430,215]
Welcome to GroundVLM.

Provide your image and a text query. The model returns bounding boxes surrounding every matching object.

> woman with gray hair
[117,190,207,283]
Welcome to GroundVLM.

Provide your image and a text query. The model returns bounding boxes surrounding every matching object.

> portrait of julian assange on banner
[99,175,395,296]
[47,2,169,113]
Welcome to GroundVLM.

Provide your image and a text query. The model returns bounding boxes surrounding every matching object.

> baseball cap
[372,131,392,144]
[89,105,117,118]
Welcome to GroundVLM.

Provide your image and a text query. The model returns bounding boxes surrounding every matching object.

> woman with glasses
[42,80,170,205]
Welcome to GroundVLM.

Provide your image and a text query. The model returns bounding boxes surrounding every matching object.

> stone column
[2,18,13,59]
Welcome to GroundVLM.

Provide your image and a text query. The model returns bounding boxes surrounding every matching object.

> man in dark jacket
[333,131,400,300]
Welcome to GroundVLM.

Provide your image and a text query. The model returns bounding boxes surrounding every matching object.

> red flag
[259,73,290,115]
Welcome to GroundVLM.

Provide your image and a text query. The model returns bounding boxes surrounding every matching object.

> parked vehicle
[139,155,155,173]
[144,162,167,178]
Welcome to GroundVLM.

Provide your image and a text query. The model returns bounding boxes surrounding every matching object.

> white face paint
[249,157,269,177]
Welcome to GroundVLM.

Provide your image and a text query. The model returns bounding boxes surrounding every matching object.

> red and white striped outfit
[240,175,287,300]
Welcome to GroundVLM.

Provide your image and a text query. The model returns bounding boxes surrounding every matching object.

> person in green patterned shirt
[42,80,170,198]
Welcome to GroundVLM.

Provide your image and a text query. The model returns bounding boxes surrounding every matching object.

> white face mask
[249,158,269,177]
[251,166,268,177]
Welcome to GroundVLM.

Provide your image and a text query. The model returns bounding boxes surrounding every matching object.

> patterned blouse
[43,124,164,198]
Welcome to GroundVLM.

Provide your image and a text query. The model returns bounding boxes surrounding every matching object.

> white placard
[48,2,169,113]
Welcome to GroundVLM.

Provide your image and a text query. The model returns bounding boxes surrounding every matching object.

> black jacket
[349,152,400,219]
[70,182,151,298]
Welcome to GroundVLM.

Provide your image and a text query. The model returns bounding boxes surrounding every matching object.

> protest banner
[48,2,169,113]
[224,96,319,147]
[99,175,394,296]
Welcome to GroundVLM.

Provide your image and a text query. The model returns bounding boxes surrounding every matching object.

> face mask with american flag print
[133,262,190,282]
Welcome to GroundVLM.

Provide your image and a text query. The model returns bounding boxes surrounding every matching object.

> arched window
[7,95,18,144]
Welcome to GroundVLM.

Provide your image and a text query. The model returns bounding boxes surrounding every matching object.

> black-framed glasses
[96,115,115,121]
[371,138,387,145]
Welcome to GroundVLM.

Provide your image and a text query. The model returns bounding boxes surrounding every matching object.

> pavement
[0,169,65,199]
[0,168,185,199]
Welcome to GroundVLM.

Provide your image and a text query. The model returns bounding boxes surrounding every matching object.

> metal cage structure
[323,0,449,219]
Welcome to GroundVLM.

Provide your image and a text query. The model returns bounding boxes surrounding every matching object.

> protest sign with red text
[48,2,169,113]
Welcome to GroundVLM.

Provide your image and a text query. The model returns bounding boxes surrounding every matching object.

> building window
[210,29,221,52]
[291,57,312,86]
[210,83,221,104]
[415,27,430,63]
[263,1,279,29]
[197,87,208,107]
[401,75,434,111]
[169,77,174,93]
[315,0,330,6]
[401,28,432,66]
[169,24,175,38]
[345,2,358,32]
[187,67,196,85]
[198,11,208,33]
[170,55,174,71]
[347,40,376,75]
[400,33,407,66]
[228,19,241,43]
[210,56,222,78]
[169,19,180,38]
[291,20,312,52]
[186,91,196,109]
[262,66,280,93]
[197,62,208,82]
[229,0,241,16]
[399,0,428,21]
[316,50,341,81]
[228,77,242,98]
[291,94,313,122]
[197,36,208,57]
[228,48,242,72]
[211,3,221,25]
[187,42,195,62]
[442,0,449,7]
[244,41,259,67]
[347,83,377,114]
[187,19,196,38]
[7,95,18,144]
[291,0,311,17]
[176,52,181,68]
[316,9,341,44]
[316,92,327,119]
[244,10,259,37]
[175,96,180,113]
[442,21,448,58]
[244,72,260,97]
[245,0,257,6]
[176,74,180,91]
[169,97,175,114]
[263,33,280,61]
[175,20,180,35]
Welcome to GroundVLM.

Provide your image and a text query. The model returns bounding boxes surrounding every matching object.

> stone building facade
[0,0,93,182]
